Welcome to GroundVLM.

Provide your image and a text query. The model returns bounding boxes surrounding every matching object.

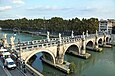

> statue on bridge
[95,30,98,38]
[86,30,88,37]
[59,33,62,43]
[4,34,7,39]
[10,36,15,49]
[82,32,85,40]
[47,31,50,42]
[3,34,9,48]
[71,31,74,38]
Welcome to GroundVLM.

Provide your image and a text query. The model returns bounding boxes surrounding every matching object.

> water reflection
[32,53,43,72]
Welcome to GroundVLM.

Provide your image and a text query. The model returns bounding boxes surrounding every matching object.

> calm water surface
[1,30,115,76]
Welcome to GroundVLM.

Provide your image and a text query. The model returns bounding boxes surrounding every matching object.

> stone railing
[15,41,59,52]
[14,33,106,52]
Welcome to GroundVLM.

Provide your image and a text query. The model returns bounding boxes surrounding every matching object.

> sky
[0,0,115,20]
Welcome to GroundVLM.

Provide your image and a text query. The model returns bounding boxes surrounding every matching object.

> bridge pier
[56,43,64,64]
[106,41,115,46]
[93,30,103,52]
[86,46,103,52]
[56,56,64,64]
[93,43,103,52]
[42,57,70,74]
[79,32,91,59]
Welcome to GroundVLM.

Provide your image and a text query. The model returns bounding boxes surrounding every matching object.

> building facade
[99,19,115,34]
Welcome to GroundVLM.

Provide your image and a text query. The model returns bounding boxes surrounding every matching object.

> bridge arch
[98,38,103,44]
[25,50,55,64]
[86,41,94,47]
[64,44,80,56]
[106,37,111,43]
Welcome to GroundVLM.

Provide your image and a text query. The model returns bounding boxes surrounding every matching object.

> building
[99,19,115,34]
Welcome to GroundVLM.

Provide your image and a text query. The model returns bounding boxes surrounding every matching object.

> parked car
[4,58,16,69]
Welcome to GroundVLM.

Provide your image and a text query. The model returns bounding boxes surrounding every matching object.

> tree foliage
[0,17,99,35]
[69,61,76,73]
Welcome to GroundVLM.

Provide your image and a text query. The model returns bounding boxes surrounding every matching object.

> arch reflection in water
[32,53,43,72]
[29,52,54,73]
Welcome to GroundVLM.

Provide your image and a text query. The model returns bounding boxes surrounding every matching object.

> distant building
[99,19,115,34]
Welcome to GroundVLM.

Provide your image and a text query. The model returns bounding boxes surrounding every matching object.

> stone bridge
[8,30,111,65]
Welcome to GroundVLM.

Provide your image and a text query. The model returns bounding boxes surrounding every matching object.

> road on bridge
[0,58,33,76]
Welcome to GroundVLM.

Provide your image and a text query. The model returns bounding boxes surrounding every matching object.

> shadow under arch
[64,44,80,57]
[25,50,55,64]
[106,37,111,43]
[98,38,103,44]
[86,41,94,47]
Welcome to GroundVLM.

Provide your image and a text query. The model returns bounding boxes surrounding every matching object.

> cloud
[15,15,27,18]
[12,0,25,4]
[0,6,12,12]
[0,13,27,20]
[27,6,72,11]
[80,7,98,12]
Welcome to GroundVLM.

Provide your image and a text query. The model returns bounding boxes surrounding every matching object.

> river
[0,30,115,76]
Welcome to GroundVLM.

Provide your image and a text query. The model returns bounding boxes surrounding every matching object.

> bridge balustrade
[13,33,110,53]
[50,38,58,41]
[74,35,82,38]
[86,35,95,39]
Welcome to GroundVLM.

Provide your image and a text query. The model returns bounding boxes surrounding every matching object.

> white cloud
[12,0,25,4]
[27,5,72,11]
[0,6,12,12]
[15,15,27,18]
[0,13,27,20]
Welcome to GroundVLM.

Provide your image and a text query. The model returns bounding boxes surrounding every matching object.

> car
[2,52,11,59]
[4,58,16,69]
[0,49,8,58]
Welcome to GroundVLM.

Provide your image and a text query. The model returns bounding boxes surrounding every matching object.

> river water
[0,30,115,76]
